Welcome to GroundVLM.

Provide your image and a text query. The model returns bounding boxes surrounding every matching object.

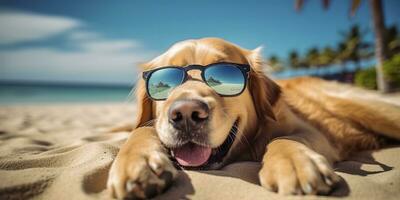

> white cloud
[68,31,100,41]
[79,39,142,53]
[0,10,157,84]
[0,10,82,45]
[0,46,154,84]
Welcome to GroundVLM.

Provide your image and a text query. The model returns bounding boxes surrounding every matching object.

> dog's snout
[168,99,209,131]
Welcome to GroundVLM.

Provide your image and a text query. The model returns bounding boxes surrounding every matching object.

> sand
[0,103,399,200]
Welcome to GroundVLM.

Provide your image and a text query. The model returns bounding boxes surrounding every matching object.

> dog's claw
[108,151,177,199]
[259,140,340,196]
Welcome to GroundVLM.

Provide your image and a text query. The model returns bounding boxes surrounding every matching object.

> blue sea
[0,82,135,105]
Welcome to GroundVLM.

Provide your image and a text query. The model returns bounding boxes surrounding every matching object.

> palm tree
[295,0,390,92]
[339,25,373,71]
[288,50,301,69]
[369,0,389,92]
[336,42,349,69]
[320,46,336,67]
[268,55,283,72]
[305,47,321,68]
[335,42,353,82]
[385,25,400,58]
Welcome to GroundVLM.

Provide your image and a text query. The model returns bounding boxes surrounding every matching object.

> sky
[0,0,399,85]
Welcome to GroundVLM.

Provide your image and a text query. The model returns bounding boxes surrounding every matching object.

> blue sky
[0,0,399,85]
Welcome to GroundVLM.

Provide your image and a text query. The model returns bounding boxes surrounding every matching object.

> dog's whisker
[230,124,258,161]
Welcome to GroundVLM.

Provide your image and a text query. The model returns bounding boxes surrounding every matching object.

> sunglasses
[142,62,250,100]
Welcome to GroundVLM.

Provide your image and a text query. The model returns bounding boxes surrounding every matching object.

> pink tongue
[173,143,212,167]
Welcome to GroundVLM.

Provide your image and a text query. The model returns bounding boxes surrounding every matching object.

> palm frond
[295,0,305,11]
[350,0,362,17]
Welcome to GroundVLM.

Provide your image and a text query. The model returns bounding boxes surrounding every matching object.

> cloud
[79,39,142,53]
[0,10,82,45]
[68,30,100,41]
[0,10,157,84]
[0,45,154,84]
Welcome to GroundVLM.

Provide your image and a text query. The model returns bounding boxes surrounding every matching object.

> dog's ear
[246,47,281,122]
[133,78,154,128]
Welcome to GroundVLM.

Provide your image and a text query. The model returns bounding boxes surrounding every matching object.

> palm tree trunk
[369,0,389,92]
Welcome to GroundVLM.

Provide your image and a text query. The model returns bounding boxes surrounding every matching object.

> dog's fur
[107,38,400,199]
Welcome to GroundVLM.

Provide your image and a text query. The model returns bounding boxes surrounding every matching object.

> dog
[107,38,400,199]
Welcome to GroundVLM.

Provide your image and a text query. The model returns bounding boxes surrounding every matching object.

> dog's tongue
[172,143,212,167]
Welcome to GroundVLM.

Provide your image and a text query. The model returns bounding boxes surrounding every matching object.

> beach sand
[0,103,399,200]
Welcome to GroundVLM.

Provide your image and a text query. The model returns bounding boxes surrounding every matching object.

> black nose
[168,99,209,132]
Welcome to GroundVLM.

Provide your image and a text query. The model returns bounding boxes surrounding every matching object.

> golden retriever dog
[107,38,400,199]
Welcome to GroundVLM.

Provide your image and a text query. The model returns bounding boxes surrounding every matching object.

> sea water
[0,83,134,104]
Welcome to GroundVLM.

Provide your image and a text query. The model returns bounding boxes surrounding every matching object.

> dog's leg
[107,127,177,199]
[259,133,341,195]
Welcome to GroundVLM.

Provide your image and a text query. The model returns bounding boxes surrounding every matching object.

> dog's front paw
[107,149,177,199]
[259,140,340,195]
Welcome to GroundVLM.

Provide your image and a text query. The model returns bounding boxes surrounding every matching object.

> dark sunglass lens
[147,68,184,100]
[204,65,245,96]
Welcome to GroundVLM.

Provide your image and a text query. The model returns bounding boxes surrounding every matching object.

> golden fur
[107,38,400,199]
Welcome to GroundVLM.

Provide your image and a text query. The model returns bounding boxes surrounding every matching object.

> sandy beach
[0,102,399,200]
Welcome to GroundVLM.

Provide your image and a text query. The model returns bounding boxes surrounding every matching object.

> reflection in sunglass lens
[147,68,184,100]
[204,65,245,96]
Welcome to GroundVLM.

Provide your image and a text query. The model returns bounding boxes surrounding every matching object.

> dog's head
[134,38,280,169]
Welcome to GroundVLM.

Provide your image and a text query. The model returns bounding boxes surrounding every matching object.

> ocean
[0,82,135,105]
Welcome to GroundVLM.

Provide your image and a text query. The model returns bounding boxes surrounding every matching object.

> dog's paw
[107,150,177,199]
[259,140,340,195]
